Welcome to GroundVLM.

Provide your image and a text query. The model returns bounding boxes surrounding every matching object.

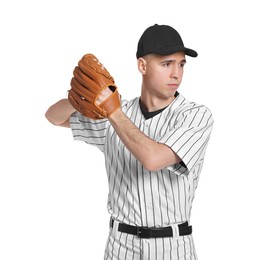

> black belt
[110,219,192,239]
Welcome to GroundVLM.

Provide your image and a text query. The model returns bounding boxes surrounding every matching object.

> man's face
[142,52,186,100]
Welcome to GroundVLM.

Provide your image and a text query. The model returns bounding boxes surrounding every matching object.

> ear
[137,58,147,75]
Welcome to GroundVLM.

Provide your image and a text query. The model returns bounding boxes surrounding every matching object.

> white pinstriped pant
[104,219,198,260]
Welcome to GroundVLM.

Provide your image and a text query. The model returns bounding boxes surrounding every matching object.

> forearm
[108,109,181,171]
[45,98,76,127]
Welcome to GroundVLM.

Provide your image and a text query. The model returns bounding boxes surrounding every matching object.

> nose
[170,65,179,79]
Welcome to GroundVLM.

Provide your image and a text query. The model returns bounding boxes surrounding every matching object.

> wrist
[108,108,124,122]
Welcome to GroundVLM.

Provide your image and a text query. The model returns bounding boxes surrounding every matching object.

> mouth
[167,83,179,88]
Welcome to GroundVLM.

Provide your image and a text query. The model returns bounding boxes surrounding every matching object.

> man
[45,24,214,259]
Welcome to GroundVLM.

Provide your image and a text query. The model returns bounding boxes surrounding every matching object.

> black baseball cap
[136,24,198,58]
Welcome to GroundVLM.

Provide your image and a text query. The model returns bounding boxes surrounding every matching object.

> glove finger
[70,77,95,102]
[68,89,87,107]
[84,107,105,120]
[68,89,104,120]
[68,89,80,111]
[68,89,92,117]
[79,54,115,86]
[73,66,99,95]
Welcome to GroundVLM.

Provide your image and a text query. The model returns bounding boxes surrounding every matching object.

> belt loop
[109,217,114,228]
[110,218,119,236]
[170,223,180,239]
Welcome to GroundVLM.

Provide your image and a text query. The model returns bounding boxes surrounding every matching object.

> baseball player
[45,24,214,259]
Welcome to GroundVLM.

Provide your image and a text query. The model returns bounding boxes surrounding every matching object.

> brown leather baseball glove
[68,54,120,119]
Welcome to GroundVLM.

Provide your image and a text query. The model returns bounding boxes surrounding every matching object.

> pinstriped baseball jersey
[69,93,214,259]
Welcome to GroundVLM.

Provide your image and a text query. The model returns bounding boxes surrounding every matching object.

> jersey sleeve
[158,104,214,176]
[69,112,109,152]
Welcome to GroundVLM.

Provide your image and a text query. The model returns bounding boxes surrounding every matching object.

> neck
[140,90,176,112]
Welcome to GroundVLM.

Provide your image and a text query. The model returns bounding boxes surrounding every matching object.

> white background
[0,0,258,259]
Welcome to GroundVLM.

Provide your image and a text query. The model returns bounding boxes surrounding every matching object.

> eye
[179,63,186,68]
[162,62,170,67]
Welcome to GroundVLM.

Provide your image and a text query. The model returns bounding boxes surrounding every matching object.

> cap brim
[152,45,198,57]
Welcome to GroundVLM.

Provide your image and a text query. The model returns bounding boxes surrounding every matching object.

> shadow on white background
[0,0,258,259]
